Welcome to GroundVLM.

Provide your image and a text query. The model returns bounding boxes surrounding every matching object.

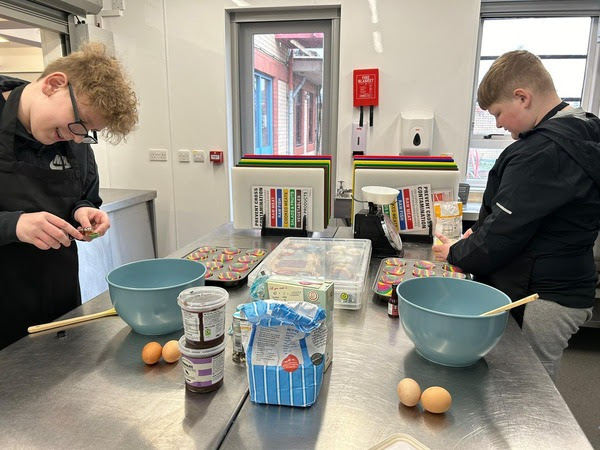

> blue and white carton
[241,300,327,407]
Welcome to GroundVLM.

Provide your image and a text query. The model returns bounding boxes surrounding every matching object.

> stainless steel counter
[98,188,157,214]
[0,223,591,449]
[78,188,158,302]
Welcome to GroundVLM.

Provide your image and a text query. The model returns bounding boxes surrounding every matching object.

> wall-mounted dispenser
[400,111,434,155]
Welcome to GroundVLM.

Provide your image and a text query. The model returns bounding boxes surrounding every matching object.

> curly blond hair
[41,41,138,144]
[477,50,556,110]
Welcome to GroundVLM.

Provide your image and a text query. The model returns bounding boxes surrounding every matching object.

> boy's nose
[72,134,85,144]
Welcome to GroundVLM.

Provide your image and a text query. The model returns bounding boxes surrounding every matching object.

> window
[307,92,314,144]
[467,2,600,190]
[229,7,340,160]
[254,72,273,154]
[294,89,303,147]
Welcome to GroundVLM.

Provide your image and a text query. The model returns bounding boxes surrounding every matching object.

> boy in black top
[433,50,600,379]
[0,42,138,349]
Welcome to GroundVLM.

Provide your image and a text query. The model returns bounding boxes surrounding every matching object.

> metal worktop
[98,188,157,214]
[0,223,591,449]
[220,228,591,449]
[0,223,334,449]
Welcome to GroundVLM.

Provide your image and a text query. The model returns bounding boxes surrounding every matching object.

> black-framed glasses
[67,83,98,144]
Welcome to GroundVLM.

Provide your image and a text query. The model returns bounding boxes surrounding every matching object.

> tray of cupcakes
[183,246,268,287]
[372,258,471,298]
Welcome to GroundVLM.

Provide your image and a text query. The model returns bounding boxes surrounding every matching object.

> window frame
[228,6,340,164]
[253,71,273,155]
[467,1,600,191]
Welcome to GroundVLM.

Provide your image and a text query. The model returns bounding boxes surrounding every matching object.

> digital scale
[353,186,404,258]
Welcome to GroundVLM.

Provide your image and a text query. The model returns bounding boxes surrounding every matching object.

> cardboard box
[266,279,334,370]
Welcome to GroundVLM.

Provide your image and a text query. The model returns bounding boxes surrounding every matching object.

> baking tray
[182,246,268,287]
[372,257,471,298]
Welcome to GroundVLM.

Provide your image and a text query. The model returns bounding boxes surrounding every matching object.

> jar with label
[178,336,225,393]
[231,306,251,364]
[177,286,229,349]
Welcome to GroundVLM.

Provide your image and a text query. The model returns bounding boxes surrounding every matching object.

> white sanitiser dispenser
[400,111,434,155]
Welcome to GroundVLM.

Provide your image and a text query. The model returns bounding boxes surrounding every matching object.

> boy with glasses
[0,41,138,349]
[433,50,600,380]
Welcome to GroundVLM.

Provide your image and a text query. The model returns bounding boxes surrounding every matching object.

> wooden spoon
[27,308,117,334]
[479,294,539,317]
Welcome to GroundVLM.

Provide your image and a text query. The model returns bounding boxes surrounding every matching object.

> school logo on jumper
[49,154,71,170]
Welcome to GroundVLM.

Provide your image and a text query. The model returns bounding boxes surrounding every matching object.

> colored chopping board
[232,166,326,232]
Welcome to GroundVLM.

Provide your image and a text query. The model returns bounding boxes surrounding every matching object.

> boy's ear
[41,72,68,97]
[513,88,532,107]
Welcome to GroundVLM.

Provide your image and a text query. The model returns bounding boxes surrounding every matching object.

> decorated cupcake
[218,271,241,281]
[442,271,466,279]
[412,268,435,277]
[375,281,393,296]
[382,265,406,276]
[383,257,406,266]
[414,260,436,270]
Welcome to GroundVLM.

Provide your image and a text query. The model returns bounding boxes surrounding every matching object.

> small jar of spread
[177,286,229,349]
[231,304,251,364]
[178,336,225,393]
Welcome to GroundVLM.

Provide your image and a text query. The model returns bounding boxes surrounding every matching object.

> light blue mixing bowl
[396,277,511,367]
[106,258,206,335]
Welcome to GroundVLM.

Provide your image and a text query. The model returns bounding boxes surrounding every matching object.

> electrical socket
[192,149,205,163]
[178,149,191,163]
[149,149,168,161]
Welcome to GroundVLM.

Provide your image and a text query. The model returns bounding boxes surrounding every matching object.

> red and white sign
[353,68,379,107]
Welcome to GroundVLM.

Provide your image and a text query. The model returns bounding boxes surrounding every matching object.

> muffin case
[182,246,268,287]
[247,237,372,310]
[372,258,471,298]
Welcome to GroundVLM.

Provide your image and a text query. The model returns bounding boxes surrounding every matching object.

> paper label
[182,310,201,341]
[250,325,304,367]
[181,351,224,386]
[202,307,226,341]
[251,186,313,230]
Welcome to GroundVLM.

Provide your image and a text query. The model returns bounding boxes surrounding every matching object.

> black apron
[0,84,82,349]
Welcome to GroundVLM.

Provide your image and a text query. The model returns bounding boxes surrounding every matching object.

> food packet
[433,202,463,245]
[241,300,327,407]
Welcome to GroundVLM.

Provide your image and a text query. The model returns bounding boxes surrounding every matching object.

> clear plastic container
[247,237,372,310]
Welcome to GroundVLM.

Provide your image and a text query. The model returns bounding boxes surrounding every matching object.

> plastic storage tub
[247,237,372,310]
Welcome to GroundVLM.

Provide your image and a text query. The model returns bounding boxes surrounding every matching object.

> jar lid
[177,286,229,312]
[178,336,226,358]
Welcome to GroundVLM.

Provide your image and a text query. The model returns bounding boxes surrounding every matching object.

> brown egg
[162,340,181,363]
[421,386,452,413]
[397,377,422,407]
[142,341,162,365]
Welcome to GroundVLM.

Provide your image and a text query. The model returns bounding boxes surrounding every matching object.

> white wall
[0,45,44,80]
[98,0,480,257]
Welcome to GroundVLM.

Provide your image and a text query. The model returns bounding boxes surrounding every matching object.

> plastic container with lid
[178,336,225,393]
[247,237,372,310]
[177,286,228,349]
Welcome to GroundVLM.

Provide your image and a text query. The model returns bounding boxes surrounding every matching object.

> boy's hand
[16,212,83,250]
[74,207,110,240]
[432,233,452,262]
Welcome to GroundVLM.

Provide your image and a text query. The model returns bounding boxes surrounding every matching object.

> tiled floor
[556,326,600,448]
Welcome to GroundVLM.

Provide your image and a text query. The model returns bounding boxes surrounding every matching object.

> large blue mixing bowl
[397,277,511,367]
[106,258,206,335]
